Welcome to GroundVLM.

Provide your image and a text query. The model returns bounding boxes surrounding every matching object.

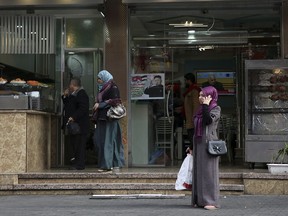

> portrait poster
[131,73,165,100]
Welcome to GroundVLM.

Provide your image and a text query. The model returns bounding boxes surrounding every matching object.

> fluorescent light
[169,37,248,45]
[188,30,195,34]
[199,46,214,51]
[169,21,208,28]
[100,11,105,17]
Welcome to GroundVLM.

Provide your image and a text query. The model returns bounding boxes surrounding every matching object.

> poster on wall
[131,73,165,100]
[196,70,236,95]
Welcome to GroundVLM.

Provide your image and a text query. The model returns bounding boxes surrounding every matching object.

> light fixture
[97,5,105,18]
[188,30,196,34]
[169,21,208,28]
[169,30,249,45]
[199,46,214,51]
[169,37,248,45]
[273,68,284,74]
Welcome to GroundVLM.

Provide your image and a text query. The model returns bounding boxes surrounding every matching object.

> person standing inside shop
[183,73,200,157]
[62,77,90,170]
[187,86,221,210]
[202,74,224,91]
[92,70,125,172]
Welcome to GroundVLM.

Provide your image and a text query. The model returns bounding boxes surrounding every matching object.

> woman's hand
[93,103,99,111]
[202,95,212,105]
[63,88,70,97]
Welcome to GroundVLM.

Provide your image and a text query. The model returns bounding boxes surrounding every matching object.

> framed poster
[196,70,236,94]
[131,73,165,100]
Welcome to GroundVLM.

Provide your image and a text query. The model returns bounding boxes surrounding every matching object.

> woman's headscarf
[194,86,218,137]
[98,70,113,88]
[97,70,114,102]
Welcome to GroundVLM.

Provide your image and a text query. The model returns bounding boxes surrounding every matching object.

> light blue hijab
[98,70,113,83]
[97,70,113,90]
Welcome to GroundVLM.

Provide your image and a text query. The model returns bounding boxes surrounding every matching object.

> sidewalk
[0,195,287,216]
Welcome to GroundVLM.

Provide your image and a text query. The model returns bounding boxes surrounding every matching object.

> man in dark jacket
[62,77,89,170]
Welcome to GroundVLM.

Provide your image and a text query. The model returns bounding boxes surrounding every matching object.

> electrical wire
[207,16,215,32]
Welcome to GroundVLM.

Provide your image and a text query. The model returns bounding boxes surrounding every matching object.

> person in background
[183,73,200,157]
[62,77,90,170]
[92,70,125,172]
[144,75,164,97]
[202,74,224,91]
[187,86,221,210]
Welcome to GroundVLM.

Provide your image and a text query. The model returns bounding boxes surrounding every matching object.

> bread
[27,80,39,86]
[10,78,26,84]
[0,77,7,84]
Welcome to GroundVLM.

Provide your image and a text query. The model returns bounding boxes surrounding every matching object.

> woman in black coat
[62,77,90,170]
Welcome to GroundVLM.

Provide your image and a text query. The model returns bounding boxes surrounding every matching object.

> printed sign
[131,73,165,100]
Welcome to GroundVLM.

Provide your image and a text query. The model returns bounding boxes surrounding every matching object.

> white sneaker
[98,169,112,172]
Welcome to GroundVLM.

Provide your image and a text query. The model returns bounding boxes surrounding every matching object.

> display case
[0,82,55,112]
[245,60,288,167]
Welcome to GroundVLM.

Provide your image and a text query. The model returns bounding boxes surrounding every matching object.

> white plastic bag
[175,154,193,190]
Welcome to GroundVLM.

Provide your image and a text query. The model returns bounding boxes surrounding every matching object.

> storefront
[126,0,284,167]
[0,0,287,172]
[0,1,105,172]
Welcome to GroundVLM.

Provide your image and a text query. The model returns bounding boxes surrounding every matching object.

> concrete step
[0,183,244,195]
[17,172,243,185]
[0,172,244,195]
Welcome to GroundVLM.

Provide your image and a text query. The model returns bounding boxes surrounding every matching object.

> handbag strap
[205,115,223,143]
[205,125,208,143]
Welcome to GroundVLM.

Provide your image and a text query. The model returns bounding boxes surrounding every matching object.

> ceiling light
[169,37,248,45]
[199,46,214,51]
[97,5,105,18]
[169,21,208,28]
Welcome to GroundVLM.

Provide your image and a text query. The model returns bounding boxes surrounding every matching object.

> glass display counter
[0,82,55,112]
[245,59,288,168]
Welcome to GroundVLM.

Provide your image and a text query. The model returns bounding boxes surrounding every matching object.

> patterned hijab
[194,86,218,137]
[97,70,114,102]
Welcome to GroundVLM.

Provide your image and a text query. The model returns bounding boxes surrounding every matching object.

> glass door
[62,49,103,166]
[56,16,104,167]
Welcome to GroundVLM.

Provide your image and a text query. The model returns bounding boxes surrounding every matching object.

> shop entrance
[56,15,104,167]
[62,49,103,166]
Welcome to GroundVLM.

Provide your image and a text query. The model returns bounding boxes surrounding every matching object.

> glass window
[66,17,103,49]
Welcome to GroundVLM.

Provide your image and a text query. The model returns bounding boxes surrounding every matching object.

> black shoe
[69,166,85,170]
[98,168,112,172]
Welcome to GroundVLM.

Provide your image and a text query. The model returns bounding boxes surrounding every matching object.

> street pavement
[0,195,287,216]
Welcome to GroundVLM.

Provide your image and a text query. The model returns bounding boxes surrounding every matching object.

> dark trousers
[70,133,88,169]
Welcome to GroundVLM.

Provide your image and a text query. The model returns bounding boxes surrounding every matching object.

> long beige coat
[184,88,200,129]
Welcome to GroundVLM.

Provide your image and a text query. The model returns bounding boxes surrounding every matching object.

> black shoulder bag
[206,118,227,156]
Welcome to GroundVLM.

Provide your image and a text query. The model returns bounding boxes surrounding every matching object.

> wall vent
[0,15,55,54]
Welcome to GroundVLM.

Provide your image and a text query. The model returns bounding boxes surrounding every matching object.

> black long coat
[62,88,90,135]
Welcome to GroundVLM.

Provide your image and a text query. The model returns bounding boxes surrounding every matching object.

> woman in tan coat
[183,73,200,150]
